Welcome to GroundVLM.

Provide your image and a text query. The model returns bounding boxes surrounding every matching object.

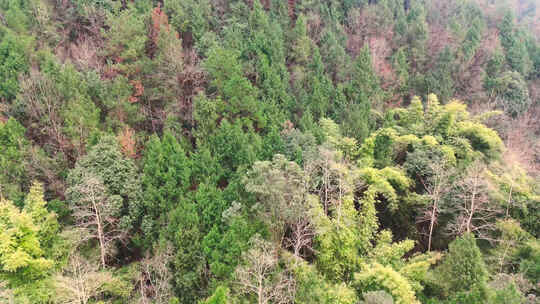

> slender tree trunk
[466,176,478,233]
[258,278,264,304]
[90,188,106,268]
[428,199,437,251]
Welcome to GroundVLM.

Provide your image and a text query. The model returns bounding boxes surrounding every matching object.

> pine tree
[341,44,382,142]
[141,132,191,247]
[0,31,28,100]
[436,233,488,294]
[0,118,28,205]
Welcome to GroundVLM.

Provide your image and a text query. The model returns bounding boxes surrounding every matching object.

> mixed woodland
[0,0,539,303]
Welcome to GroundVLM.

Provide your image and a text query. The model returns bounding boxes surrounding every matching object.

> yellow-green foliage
[354,263,419,304]
[321,118,359,160]
[312,195,362,281]
[0,201,52,277]
[0,182,59,288]
[454,121,503,159]
[288,252,358,304]
[370,230,415,267]
[368,230,440,293]
[360,95,504,166]
[357,167,411,211]
[398,252,441,292]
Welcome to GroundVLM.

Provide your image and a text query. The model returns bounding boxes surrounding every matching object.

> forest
[0,0,539,303]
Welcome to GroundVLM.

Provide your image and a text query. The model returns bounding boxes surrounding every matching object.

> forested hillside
[0,0,539,303]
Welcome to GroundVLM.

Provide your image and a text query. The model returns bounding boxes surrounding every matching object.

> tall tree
[141,132,191,247]
[435,233,488,296]
[234,235,295,304]
[66,174,125,269]
[341,44,382,142]
[0,118,28,204]
[66,136,142,254]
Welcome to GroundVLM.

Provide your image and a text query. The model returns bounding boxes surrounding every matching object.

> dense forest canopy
[0,0,539,303]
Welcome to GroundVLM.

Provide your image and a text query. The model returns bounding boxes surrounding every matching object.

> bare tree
[447,162,502,241]
[19,71,72,156]
[137,244,175,304]
[285,214,316,259]
[235,235,295,304]
[416,161,454,251]
[54,253,113,304]
[305,147,352,219]
[67,174,127,268]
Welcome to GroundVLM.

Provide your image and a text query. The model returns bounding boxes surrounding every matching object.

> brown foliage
[288,0,296,21]
[504,106,540,176]
[117,126,137,159]
[129,80,144,103]
[18,71,76,161]
[345,8,395,86]
[147,5,174,58]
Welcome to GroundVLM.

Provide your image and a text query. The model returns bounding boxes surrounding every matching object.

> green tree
[141,132,191,247]
[0,182,58,285]
[168,198,206,303]
[341,44,382,142]
[203,47,264,127]
[0,31,29,100]
[492,71,530,117]
[422,47,455,103]
[0,118,28,204]
[498,11,532,75]
[200,286,230,304]
[291,14,312,65]
[67,135,142,234]
[435,233,488,296]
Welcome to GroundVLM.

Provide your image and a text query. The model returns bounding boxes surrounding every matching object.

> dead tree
[138,244,175,304]
[235,235,295,304]
[417,161,454,251]
[54,253,112,304]
[447,162,502,242]
[67,174,127,268]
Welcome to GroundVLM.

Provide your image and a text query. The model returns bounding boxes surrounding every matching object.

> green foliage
[164,0,212,42]
[434,234,488,296]
[0,182,58,293]
[204,120,261,179]
[291,255,358,304]
[489,275,526,304]
[103,4,148,77]
[0,30,29,100]
[498,11,532,76]
[360,95,503,167]
[141,132,191,247]
[341,44,382,142]
[67,135,142,231]
[291,14,312,65]
[14,58,101,155]
[200,286,229,304]
[313,195,362,282]
[459,17,484,63]
[421,47,455,102]
[491,71,530,117]
[515,239,540,284]
[203,47,264,128]
[0,118,28,204]
[354,263,419,304]
[168,198,206,303]
[244,154,307,242]
[1,0,539,303]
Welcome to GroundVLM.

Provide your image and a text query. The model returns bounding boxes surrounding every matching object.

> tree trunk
[466,176,478,233]
[428,200,437,251]
[90,188,106,269]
